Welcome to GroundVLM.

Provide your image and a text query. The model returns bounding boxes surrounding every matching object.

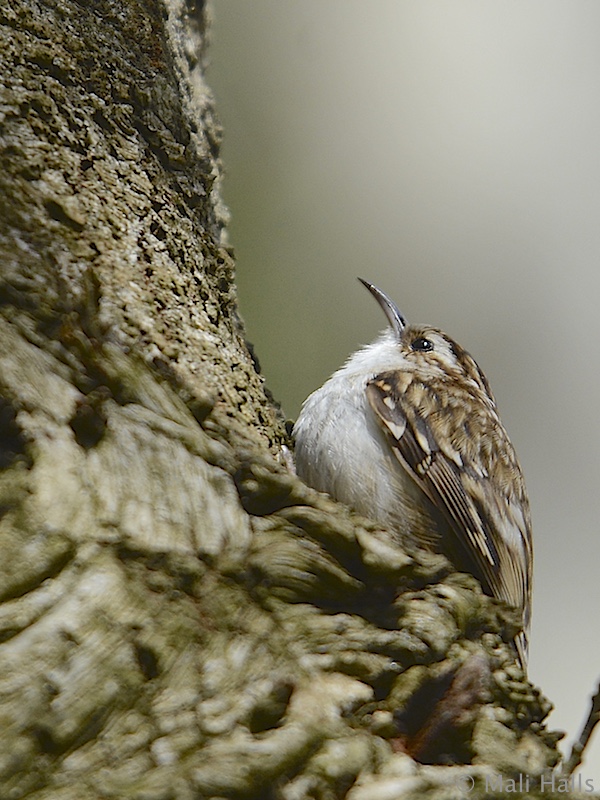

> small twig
[562,676,600,777]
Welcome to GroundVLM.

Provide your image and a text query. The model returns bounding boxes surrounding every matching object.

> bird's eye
[411,337,434,352]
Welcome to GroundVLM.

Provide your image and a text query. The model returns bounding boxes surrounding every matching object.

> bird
[293,278,533,666]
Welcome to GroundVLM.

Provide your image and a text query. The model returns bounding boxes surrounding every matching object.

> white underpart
[293,332,427,532]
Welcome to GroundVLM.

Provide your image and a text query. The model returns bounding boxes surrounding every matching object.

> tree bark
[0,1,585,798]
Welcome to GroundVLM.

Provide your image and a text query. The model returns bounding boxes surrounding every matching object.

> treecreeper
[294,278,532,667]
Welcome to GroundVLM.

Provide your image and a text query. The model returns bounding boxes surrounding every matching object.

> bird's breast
[293,372,444,546]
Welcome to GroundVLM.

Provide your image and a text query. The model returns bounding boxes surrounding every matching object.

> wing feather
[366,374,531,662]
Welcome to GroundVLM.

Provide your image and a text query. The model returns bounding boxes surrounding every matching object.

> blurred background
[209,1,600,781]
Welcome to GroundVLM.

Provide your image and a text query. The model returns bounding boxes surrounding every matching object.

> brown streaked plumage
[293,279,533,667]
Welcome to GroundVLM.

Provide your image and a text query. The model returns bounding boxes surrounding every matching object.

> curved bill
[358,278,406,337]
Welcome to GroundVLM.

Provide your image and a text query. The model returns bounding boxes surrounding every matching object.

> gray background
[209,1,600,782]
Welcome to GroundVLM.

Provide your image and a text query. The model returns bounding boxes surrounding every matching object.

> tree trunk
[0,2,582,798]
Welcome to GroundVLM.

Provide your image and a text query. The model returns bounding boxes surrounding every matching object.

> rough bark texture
[0,1,588,799]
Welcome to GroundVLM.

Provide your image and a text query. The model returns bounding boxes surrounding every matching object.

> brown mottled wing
[366,373,532,662]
